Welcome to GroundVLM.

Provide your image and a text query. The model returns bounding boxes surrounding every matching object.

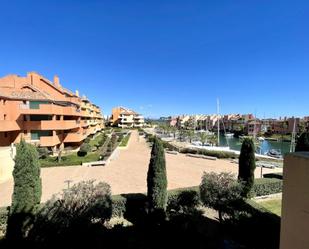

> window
[4,114,6,120]
[3,100,6,105]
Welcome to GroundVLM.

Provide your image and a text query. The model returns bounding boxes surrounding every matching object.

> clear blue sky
[0,0,308,118]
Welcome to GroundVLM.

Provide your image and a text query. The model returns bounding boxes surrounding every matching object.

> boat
[267,149,282,158]
[258,137,265,141]
[224,133,234,138]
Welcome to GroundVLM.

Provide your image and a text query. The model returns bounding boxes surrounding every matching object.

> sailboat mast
[217,98,220,146]
[290,118,296,152]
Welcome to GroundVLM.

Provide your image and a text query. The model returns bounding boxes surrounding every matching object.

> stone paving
[0,130,282,207]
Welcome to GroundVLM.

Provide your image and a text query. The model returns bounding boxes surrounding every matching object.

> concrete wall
[280,152,309,249]
[0,146,15,183]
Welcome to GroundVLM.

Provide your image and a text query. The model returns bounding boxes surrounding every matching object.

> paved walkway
[0,130,282,207]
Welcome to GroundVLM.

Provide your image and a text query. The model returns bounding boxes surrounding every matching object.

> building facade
[0,72,104,152]
[110,107,144,128]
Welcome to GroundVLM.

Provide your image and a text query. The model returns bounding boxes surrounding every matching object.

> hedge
[40,153,100,167]
[263,172,283,180]
[253,178,282,196]
[180,147,238,159]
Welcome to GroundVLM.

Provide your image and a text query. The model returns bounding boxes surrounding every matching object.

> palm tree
[186,130,195,143]
[199,132,207,146]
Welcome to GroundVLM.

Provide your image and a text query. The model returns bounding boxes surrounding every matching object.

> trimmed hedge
[180,147,238,159]
[263,172,283,180]
[253,178,282,196]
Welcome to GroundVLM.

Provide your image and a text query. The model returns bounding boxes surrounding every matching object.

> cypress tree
[238,138,256,197]
[295,132,309,152]
[147,137,167,212]
[6,140,42,241]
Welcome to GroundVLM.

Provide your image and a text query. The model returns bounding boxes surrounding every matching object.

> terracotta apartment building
[110,106,145,128]
[0,72,104,152]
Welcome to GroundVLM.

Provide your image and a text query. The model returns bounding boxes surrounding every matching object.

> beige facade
[280,152,309,249]
[110,106,144,128]
[0,72,104,150]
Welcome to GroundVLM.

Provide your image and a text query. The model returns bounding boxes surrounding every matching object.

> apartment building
[110,106,144,128]
[0,72,104,152]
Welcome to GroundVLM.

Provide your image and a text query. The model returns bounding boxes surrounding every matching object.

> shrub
[167,190,200,213]
[28,181,112,243]
[253,178,282,196]
[6,140,42,241]
[36,147,49,159]
[78,143,91,157]
[147,137,168,212]
[295,132,309,151]
[119,133,131,147]
[180,147,237,159]
[238,138,256,197]
[200,172,243,222]
[111,196,127,217]
[263,173,283,180]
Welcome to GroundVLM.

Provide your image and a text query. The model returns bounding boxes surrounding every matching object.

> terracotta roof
[0,90,49,101]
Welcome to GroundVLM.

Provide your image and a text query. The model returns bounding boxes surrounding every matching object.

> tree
[6,140,42,241]
[147,137,168,213]
[238,138,256,197]
[186,130,195,143]
[198,132,207,146]
[200,172,243,222]
[295,132,309,152]
[78,143,92,157]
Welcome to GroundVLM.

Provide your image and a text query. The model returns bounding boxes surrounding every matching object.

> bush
[253,178,282,196]
[78,143,92,157]
[263,173,283,180]
[111,196,127,217]
[36,147,49,159]
[40,153,100,167]
[180,147,238,159]
[28,181,112,243]
[167,190,200,213]
[0,207,8,236]
[295,132,309,151]
[200,172,243,222]
[119,133,131,147]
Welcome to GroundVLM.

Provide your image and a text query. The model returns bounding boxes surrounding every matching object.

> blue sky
[0,0,308,118]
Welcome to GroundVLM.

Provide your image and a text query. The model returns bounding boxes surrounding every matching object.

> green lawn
[89,132,105,147]
[40,152,100,167]
[119,133,131,147]
[258,199,282,216]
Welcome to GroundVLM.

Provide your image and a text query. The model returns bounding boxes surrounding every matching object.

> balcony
[19,103,80,116]
[64,132,87,143]
[24,120,80,130]
[0,120,21,131]
[39,135,61,147]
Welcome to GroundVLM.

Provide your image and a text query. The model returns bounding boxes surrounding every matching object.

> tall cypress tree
[238,138,256,197]
[147,137,167,212]
[6,140,42,241]
[295,132,309,152]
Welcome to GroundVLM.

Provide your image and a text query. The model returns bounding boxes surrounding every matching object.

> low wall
[280,152,309,249]
[0,146,15,183]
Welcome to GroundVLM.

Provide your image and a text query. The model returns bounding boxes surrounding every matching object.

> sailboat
[290,118,296,153]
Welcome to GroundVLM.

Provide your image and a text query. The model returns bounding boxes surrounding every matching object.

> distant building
[110,106,145,128]
[0,72,104,150]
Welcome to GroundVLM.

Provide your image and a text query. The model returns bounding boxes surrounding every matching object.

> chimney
[54,75,61,87]
[75,90,79,97]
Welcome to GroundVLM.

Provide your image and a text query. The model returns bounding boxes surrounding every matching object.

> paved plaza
[0,130,282,207]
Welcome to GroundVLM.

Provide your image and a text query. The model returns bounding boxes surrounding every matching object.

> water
[218,135,291,155]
